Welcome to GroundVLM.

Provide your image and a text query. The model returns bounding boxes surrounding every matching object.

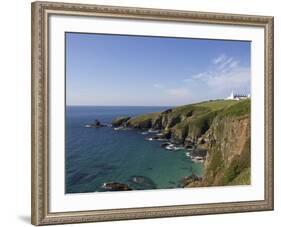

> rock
[131,119,152,129]
[185,144,195,150]
[152,135,159,140]
[190,148,207,157]
[111,116,131,127]
[85,119,106,128]
[152,135,162,140]
[101,182,132,191]
[197,137,205,144]
[184,137,195,146]
[161,142,171,147]
[162,108,172,114]
[95,119,101,127]
[180,174,202,187]
[160,131,171,139]
[166,115,182,128]
[151,116,162,129]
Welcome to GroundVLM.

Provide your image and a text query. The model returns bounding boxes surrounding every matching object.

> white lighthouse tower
[225,90,250,100]
[225,90,234,100]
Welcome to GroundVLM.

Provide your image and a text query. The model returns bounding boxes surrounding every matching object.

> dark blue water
[66,106,203,193]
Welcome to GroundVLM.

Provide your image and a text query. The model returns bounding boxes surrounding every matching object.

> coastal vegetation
[111,99,251,187]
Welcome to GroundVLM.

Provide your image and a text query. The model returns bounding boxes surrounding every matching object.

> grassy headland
[112,99,251,187]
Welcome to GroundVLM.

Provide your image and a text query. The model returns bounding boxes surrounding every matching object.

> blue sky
[66,32,251,106]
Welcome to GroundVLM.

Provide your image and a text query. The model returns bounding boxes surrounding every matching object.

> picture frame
[31,1,274,225]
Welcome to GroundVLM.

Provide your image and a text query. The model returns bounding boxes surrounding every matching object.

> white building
[225,91,250,100]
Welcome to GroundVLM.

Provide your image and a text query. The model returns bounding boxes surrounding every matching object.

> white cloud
[185,54,250,95]
[207,68,250,92]
[229,60,239,68]
[172,54,249,103]
[192,72,209,79]
[212,54,241,72]
[218,57,234,70]
[183,72,209,83]
[213,54,226,64]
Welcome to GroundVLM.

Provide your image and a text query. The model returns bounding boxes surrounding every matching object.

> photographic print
[65,33,251,194]
[32,2,273,224]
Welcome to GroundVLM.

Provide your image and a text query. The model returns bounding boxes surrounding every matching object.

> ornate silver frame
[31,1,274,225]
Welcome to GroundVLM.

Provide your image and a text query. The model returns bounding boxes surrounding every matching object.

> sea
[66,106,203,193]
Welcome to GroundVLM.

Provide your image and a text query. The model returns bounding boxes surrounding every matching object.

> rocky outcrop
[84,119,107,128]
[180,174,202,187]
[101,182,132,191]
[112,116,131,127]
[112,101,227,145]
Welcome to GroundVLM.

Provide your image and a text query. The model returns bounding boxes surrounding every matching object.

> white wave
[141,132,149,135]
[148,129,160,133]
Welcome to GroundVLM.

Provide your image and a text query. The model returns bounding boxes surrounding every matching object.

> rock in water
[94,119,101,127]
[101,182,132,191]
[180,174,202,187]
[161,142,171,148]
[84,119,106,128]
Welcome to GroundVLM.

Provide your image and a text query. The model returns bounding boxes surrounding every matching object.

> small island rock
[101,182,132,191]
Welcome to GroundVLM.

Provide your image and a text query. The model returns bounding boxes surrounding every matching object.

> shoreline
[79,99,250,191]
[84,121,205,191]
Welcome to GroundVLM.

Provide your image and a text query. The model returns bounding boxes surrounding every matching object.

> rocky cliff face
[198,115,250,186]
[112,99,251,186]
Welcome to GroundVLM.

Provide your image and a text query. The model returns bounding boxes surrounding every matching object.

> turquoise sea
[66,106,203,193]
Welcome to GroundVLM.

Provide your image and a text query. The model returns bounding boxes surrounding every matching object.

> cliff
[199,100,250,186]
[112,99,251,186]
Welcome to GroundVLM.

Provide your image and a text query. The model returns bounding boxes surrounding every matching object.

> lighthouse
[225,90,250,100]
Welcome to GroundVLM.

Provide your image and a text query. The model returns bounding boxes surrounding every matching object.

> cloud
[192,72,209,79]
[184,54,250,96]
[213,54,226,64]
[183,72,210,83]
[206,67,250,91]
[213,55,241,73]
[173,54,249,104]
[218,57,234,70]
[229,60,239,69]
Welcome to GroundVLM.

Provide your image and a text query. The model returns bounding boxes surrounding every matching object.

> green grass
[194,99,237,111]
[116,99,250,138]
[221,99,250,117]
[171,105,208,116]
[168,99,243,123]
[229,168,251,185]
[128,99,249,127]
[174,110,218,138]
[128,112,159,125]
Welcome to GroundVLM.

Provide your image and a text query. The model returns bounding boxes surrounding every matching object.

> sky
[66,32,251,106]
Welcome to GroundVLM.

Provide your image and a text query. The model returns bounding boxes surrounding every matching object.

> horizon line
[65,99,225,107]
